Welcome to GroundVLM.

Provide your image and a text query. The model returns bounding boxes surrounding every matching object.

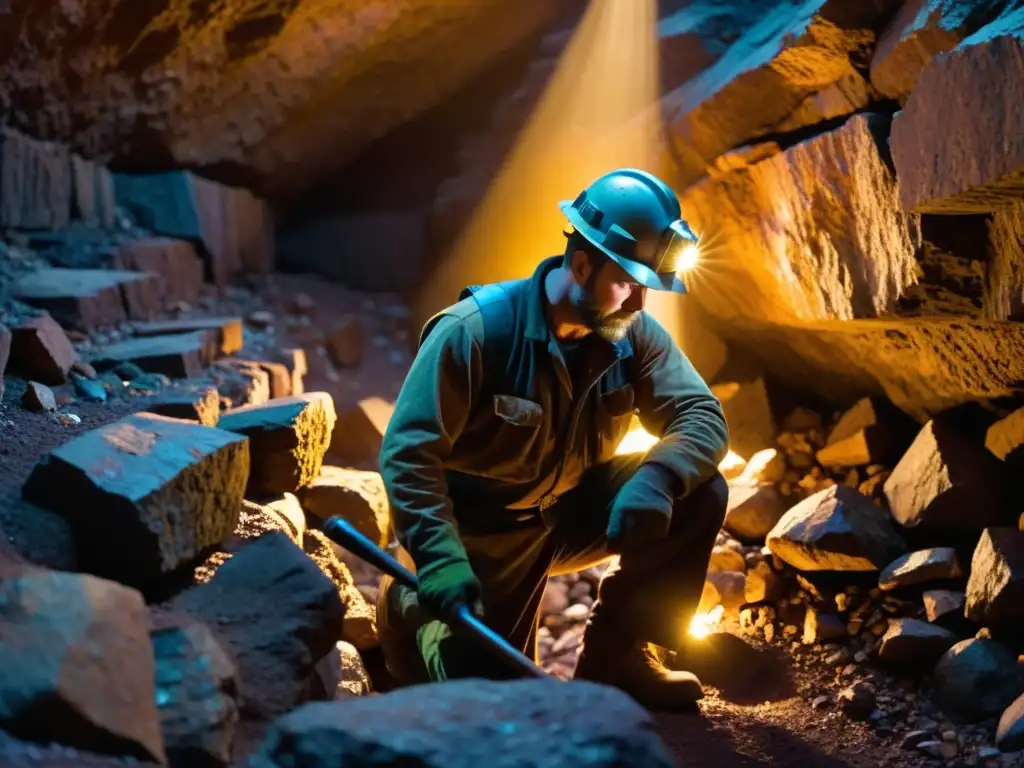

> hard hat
[559,168,698,294]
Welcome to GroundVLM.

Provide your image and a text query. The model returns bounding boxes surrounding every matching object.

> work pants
[378,453,729,683]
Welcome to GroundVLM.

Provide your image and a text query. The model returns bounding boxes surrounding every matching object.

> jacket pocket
[493,394,544,427]
[599,384,635,417]
[449,395,548,483]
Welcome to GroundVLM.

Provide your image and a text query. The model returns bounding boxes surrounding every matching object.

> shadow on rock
[671,631,797,705]
[653,710,855,768]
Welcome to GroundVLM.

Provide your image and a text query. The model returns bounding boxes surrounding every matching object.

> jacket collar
[523,255,633,360]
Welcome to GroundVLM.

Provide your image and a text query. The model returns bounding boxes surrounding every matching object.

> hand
[416,560,484,618]
[606,464,679,554]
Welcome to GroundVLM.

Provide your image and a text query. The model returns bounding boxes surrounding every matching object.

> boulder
[877,618,958,670]
[869,0,1010,100]
[883,418,1010,532]
[325,397,394,469]
[143,385,222,427]
[933,638,1024,721]
[270,347,307,397]
[878,547,963,590]
[210,359,272,408]
[815,397,917,468]
[0,571,164,763]
[724,483,789,542]
[744,560,787,604]
[12,268,166,331]
[230,500,301,548]
[0,127,71,230]
[247,359,292,399]
[263,493,306,546]
[698,571,746,617]
[132,317,243,358]
[311,641,372,700]
[708,545,746,574]
[22,381,57,412]
[711,378,777,460]
[21,412,249,587]
[246,679,675,768]
[217,393,337,497]
[891,10,1024,213]
[965,527,1024,624]
[303,530,379,651]
[7,314,79,385]
[766,485,907,571]
[152,622,238,768]
[923,589,966,623]
[113,238,205,306]
[680,113,920,329]
[90,332,211,379]
[325,315,364,368]
[172,531,346,719]
[802,607,847,644]
[299,466,391,549]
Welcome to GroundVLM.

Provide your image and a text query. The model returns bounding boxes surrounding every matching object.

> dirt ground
[0,272,1009,767]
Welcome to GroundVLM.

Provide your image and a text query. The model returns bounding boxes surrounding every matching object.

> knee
[671,472,728,531]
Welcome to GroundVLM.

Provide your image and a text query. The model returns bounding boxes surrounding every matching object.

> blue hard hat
[559,168,698,294]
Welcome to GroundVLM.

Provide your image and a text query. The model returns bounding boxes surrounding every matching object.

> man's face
[569,251,647,342]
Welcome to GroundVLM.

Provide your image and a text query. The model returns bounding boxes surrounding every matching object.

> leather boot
[573,625,703,711]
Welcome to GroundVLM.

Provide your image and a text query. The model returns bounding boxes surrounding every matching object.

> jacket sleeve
[378,313,482,577]
[631,312,729,497]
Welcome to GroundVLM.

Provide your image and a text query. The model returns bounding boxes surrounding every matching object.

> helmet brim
[560,200,689,295]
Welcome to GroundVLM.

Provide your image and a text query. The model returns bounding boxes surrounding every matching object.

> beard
[569,282,639,342]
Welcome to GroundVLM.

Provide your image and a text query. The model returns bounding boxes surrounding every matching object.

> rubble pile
[538,382,1024,765]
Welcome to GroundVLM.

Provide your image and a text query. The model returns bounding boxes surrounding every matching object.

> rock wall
[0,0,564,197]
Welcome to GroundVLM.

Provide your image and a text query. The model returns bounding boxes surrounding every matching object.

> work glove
[606,463,680,554]
[416,559,484,619]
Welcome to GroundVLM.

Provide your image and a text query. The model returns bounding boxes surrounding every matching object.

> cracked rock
[8,314,79,385]
[299,466,391,549]
[934,638,1024,721]
[91,331,210,379]
[303,530,378,651]
[878,547,963,591]
[766,485,907,571]
[965,526,1024,624]
[152,622,238,768]
[246,679,675,768]
[883,418,1009,533]
[21,412,249,587]
[311,641,372,700]
[172,531,345,720]
[218,392,337,497]
[877,618,957,670]
[0,571,164,763]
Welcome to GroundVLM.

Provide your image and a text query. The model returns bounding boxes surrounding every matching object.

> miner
[376,168,730,709]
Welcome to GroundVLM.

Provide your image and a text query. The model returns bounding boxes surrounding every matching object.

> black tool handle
[322,516,550,680]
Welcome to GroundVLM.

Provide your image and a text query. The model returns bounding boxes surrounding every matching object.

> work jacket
[379,256,730,577]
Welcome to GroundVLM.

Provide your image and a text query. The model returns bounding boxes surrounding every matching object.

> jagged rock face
[661,0,901,188]
[0,0,561,196]
[681,114,920,327]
